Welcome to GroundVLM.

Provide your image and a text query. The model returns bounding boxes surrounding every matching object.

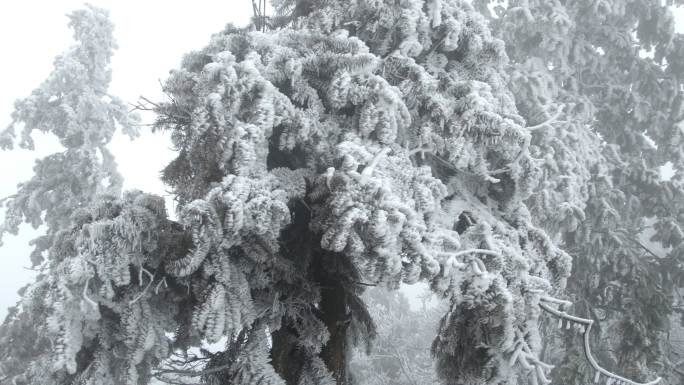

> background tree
[0,4,138,265]
[0,4,140,383]
[349,288,445,385]
[472,0,684,383]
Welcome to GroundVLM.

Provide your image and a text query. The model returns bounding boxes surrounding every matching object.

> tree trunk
[271,325,306,384]
[271,250,350,385]
[270,198,351,385]
[317,266,350,385]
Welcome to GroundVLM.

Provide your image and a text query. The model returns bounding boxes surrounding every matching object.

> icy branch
[361,147,390,177]
[129,267,155,305]
[538,298,662,385]
[154,276,168,295]
[539,296,572,308]
[82,277,97,308]
[490,106,564,176]
[440,248,499,276]
[447,248,501,259]
[526,107,563,131]
[510,329,554,385]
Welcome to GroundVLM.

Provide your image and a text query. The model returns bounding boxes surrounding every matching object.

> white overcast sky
[0,2,683,320]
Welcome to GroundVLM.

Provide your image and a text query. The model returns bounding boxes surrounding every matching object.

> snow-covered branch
[538,297,662,385]
[129,267,155,305]
[509,328,554,385]
[526,106,564,131]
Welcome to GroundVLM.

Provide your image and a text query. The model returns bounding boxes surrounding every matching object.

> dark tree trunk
[269,198,351,385]
[271,325,306,384]
[317,266,350,385]
[271,250,351,385]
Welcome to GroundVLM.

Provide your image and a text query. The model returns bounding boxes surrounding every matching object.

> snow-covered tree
[473,0,684,384]
[0,4,138,265]
[148,1,577,383]
[0,4,140,383]
[0,1,669,385]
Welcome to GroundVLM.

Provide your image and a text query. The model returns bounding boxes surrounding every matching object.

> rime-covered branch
[539,297,662,385]
[526,107,563,131]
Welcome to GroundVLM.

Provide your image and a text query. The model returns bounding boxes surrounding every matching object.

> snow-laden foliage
[144,1,571,383]
[474,0,684,384]
[4,1,668,385]
[0,4,138,265]
[0,190,183,384]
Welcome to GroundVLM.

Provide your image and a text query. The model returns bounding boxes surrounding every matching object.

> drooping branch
[509,328,554,385]
[407,145,500,182]
[538,297,662,385]
[82,277,97,308]
[129,267,155,305]
[526,106,563,131]
[438,248,498,277]
[361,148,390,177]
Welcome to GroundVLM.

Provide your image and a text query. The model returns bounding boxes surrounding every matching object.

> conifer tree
[0,4,138,265]
[0,1,669,385]
[0,5,140,383]
[473,0,684,383]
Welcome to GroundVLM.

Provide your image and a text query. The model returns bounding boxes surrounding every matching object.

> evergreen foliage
[0,1,679,385]
[473,0,684,383]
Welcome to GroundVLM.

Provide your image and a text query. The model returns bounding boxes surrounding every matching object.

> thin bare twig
[139,96,161,109]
